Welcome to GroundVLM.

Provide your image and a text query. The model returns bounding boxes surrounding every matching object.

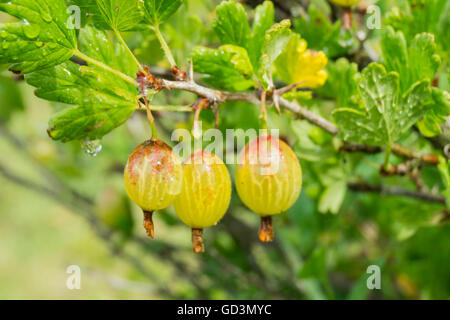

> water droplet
[23,24,40,39]
[41,11,52,23]
[81,138,102,157]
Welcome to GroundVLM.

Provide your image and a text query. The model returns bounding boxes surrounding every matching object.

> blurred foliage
[0,0,449,300]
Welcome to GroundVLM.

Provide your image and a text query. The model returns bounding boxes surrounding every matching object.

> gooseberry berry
[124,138,183,238]
[330,0,361,7]
[173,151,231,253]
[235,135,302,242]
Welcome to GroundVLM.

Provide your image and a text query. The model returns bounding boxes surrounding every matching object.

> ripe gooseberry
[329,0,361,7]
[173,151,231,253]
[124,138,183,238]
[235,135,302,242]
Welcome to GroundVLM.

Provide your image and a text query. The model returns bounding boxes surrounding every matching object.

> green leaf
[438,156,450,208]
[292,120,334,162]
[211,0,250,48]
[380,27,409,91]
[334,63,432,146]
[191,46,255,91]
[26,25,138,142]
[316,57,359,108]
[381,27,445,137]
[0,0,77,73]
[0,76,24,122]
[318,181,347,215]
[143,0,184,26]
[294,4,352,58]
[47,99,135,142]
[261,20,291,67]
[418,88,450,137]
[381,27,441,93]
[95,0,143,31]
[298,247,327,281]
[247,0,274,69]
[258,19,292,88]
[385,0,449,56]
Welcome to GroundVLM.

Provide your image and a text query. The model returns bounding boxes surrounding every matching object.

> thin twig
[348,182,446,204]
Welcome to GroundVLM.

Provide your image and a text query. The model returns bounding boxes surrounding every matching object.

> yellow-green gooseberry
[124,138,182,238]
[330,0,361,7]
[174,151,231,253]
[235,135,302,242]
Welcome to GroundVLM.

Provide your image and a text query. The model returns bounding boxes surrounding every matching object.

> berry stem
[342,7,353,30]
[143,210,155,239]
[259,216,274,242]
[260,90,268,129]
[191,228,205,253]
[384,145,392,172]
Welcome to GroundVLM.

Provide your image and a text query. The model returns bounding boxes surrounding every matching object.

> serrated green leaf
[25,25,138,142]
[381,27,446,137]
[0,0,77,73]
[385,0,449,56]
[316,57,359,108]
[191,46,255,91]
[211,0,250,48]
[47,99,135,142]
[247,0,274,70]
[143,0,183,26]
[380,27,409,91]
[258,19,292,88]
[417,88,450,137]
[334,63,432,146]
[261,19,291,66]
[294,4,352,58]
[0,76,23,122]
[318,181,347,214]
[95,0,143,31]
[292,120,334,162]
[381,27,440,93]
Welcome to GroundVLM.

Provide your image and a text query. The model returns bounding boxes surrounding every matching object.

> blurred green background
[0,0,449,299]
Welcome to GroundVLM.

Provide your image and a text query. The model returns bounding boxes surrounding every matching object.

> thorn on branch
[276,81,307,96]
[188,59,194,82]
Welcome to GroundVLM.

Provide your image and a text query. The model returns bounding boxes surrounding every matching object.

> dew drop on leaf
[23,24,40,39]
[81,138,102,157]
